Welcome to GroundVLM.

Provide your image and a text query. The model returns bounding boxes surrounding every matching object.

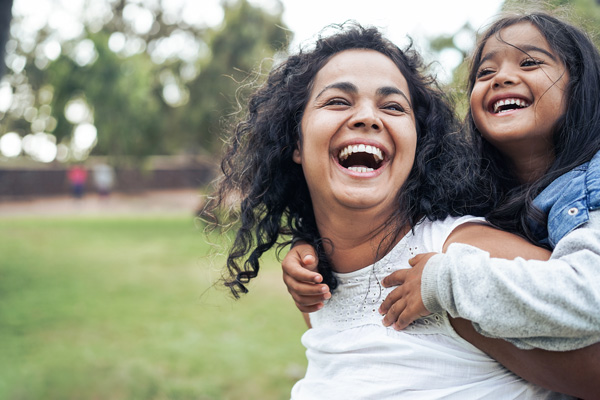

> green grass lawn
[0,216,307,400]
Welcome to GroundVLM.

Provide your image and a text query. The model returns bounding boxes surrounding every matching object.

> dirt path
[0,189,203,217]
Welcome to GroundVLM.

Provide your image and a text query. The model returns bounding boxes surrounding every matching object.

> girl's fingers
[379,286,403,316]
[283,273,328,294]
[283,261,323,284]
[382,269,407,287]
[409,252,436,267]
[382,297,406,327]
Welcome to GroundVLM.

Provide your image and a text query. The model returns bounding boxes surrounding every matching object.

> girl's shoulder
[532,150,600,247]
[587,150,600,209]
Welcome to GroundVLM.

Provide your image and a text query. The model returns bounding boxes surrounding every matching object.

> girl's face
[293,49,417,220]
[470,22,569,164]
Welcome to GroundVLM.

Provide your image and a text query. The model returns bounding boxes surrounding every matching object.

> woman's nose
[348,103,382,131]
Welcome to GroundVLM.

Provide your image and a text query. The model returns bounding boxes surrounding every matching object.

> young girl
[380,12,600,350]
[209,23,586,398]
[282,11,600,385]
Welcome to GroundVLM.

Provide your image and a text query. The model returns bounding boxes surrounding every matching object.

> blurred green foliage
[0,0,290,165]
[169,0,290,155]
[5,0,599,165]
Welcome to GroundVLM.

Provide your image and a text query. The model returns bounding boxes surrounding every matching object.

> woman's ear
[293,142,302,164]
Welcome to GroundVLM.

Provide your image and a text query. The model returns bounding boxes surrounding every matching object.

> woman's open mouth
[337,144,384,173]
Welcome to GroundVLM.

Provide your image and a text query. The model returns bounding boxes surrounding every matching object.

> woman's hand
[379,253,435,329]
[282,242,330,313]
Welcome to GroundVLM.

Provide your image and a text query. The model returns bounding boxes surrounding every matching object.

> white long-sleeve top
[291,216,569,399]
[422,210,600,351]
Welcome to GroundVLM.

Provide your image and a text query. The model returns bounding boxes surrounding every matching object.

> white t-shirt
[291,215,571,400]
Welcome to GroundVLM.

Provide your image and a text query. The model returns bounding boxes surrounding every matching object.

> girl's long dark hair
[466,12,600,242]
[207,23,491,298]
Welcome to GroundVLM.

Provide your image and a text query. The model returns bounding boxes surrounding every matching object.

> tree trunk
[0,0,14,78]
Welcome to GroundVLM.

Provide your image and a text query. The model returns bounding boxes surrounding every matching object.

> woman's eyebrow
[315,82,357,100]
[315,82,411,106]
[377,86,411,107]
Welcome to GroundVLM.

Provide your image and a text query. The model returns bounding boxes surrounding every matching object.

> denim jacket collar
[530,150,600,248]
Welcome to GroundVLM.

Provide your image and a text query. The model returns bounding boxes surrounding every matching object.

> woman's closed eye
[323,98,351,107]
[382,102,406,113]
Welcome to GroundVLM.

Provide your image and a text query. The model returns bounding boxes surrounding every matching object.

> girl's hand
[282,242,330,313]
[379,253,436,330]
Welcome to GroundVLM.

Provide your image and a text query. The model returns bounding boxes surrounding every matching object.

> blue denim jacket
[530,150,600,248]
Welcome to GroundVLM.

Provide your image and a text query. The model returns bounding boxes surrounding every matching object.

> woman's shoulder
[414,215,487,253]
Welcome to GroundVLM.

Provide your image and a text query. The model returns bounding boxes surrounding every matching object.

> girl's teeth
[493,98,530,113]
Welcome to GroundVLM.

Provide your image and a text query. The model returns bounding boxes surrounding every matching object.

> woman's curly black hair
[207,23,492,298]
[465,12,600,243]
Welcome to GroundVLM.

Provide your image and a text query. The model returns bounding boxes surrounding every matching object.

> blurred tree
[502,0,600,44]
[0,0,290,165]
[0,0,13,78]
[44,31,163,162]
[172,0,291,154]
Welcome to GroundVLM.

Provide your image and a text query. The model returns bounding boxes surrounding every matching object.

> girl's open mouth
[490,98,531,114]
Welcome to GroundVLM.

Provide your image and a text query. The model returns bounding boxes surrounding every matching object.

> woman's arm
[444,222,600,398]
[450,318,600,400]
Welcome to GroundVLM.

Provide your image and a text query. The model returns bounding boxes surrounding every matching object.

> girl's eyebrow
[479,44,558,66]
[315,82,411,106]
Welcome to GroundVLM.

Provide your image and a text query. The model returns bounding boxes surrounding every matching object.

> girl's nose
[348,103,382,131]
[493,78,515,88]
[492,67,520,88]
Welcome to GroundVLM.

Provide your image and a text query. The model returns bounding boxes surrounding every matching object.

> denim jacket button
[568,207,579,216]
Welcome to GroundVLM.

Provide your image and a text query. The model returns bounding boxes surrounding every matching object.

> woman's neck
[314,208,405,273]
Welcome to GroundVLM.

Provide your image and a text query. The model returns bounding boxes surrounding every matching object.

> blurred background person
[92,162,115,198]
[67,163,87,199]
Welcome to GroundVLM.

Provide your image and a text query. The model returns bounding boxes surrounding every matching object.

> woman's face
[470,22,569,165]
[293,49,417,221]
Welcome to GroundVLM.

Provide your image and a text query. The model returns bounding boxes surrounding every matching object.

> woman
[206,23,586,398]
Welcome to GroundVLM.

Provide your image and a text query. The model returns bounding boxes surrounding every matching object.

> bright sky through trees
[1,0,504,161]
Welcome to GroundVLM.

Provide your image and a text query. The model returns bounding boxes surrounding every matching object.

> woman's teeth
[348,166,374,172]
[338,144,383,162]
[337,144,384,172]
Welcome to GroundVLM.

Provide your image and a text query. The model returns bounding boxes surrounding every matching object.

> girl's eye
[521,58,544,67]
[476,68,494,79]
